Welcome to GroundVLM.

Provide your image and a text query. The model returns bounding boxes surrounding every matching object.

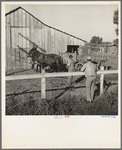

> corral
[5,7,118,115]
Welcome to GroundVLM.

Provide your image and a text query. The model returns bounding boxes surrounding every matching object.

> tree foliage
[113,9,118,36]
[113,38,118,48]
[90,36,103,44]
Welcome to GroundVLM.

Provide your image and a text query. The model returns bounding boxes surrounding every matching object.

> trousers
[68,67,75,85]
[86,76,96,102]
[68,76,73,84]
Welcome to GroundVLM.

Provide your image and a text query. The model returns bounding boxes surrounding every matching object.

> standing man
[67,55,75,85]
[81,56,97,102]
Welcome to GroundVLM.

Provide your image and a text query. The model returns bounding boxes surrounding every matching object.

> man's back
[81,61,97,77]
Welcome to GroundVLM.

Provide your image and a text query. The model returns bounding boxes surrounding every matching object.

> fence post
[75,51,77,62]
[100,66,104,95]
[41,67,46,99]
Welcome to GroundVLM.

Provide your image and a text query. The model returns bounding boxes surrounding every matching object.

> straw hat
[87,56,91,60]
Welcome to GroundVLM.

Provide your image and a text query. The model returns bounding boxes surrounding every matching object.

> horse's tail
[59,55,64,65]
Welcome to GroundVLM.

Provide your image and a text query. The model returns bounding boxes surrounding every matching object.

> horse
[28,47,64,72]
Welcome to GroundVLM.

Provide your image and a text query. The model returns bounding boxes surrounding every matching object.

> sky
[4,2,119,43]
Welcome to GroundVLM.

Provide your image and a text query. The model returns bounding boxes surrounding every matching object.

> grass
[6,85,118,115]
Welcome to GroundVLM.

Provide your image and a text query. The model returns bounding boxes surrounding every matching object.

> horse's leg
[32,63,34,69]
[55,57,61,72]
[40,64,41,73]
[36,64,38,72]
[56,63,59,72]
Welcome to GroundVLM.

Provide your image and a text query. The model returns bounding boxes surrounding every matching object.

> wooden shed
[5,6,86,71]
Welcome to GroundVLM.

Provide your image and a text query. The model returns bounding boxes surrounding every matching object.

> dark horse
[28,47,64,72]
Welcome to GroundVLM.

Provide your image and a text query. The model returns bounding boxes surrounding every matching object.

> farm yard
[5,6,118,116]
[6,53,118,115]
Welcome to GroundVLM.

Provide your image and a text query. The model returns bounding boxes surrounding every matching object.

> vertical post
[100,66,104,95]
[41,66,46,99]
[75,51,77,62]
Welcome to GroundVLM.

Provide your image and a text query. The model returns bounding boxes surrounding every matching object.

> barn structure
[6,6,86,71]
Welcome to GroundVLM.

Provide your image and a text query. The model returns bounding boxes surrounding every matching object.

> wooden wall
[5,7,85,71]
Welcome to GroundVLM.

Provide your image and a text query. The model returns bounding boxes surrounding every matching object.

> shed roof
[5,6,87,43]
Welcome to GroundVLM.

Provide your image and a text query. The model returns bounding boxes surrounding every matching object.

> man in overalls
[67,55,75,85]
[81,56,97,102]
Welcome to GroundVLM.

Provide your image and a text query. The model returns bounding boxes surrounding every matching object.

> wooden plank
[22,28,27,69]
[41,24,45,51]
[100,66,104,95]
[6,70,118,81]
[22,9,26,72]
[61,33,66,54]
[54,30,57,54]
[33,18,38,28]
[11,27,15,69]
[17,45,30,55]
[18,9,23,68]
[47,28,51,53]
[26,28,30,68]
[6,15,12,70]
[18,9,22,26]
[67,35,72,46]
[51,28,55,53]
[18,28,23,68]
[35,28,42,51]
[30,15,34,48]
[15,11,19,68]
[5,18,8,70]
[12,11,18,69]
[19,33,46,53]
[72,37,74,45]
[6,13,11,24]
[38,21,42,29]
[26,27,30,49]
[41,68,46,99]
[57,31,62,54]
[14,10,18,26]
[10,12,14,26]
[26,13,29,27]
[70,36,74,45]
[44,26,48,53]
[73,38,76,45]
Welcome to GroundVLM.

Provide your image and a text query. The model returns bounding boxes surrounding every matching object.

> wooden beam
[17,45,30,56]
[41,68,46,99]
[100,66,104,95]
[6,70,118,81]
[18,33,46,53]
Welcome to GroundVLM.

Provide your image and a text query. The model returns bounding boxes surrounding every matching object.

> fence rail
[6,69,118,98]
[6,70,118,81]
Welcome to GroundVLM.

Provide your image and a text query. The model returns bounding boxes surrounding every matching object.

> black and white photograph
[2,1,121,148]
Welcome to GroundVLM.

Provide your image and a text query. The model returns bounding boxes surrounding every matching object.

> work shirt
[81,61,97,77]
[67,59,75,72]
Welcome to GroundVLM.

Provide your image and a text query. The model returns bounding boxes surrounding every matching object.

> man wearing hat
[81,56,97,102]
[67,55,75,85]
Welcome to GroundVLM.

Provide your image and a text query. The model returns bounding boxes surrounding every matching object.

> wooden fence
[6,67,118,99]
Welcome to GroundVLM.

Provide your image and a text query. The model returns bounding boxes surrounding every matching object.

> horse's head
[28,47,37,57]
[27,46,38,61]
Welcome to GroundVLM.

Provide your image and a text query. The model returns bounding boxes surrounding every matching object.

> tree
[90,36,103,44]
[113,9,118,36]
[113,38,118,48]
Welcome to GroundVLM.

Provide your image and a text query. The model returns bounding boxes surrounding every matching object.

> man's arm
[67,60,70,67]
